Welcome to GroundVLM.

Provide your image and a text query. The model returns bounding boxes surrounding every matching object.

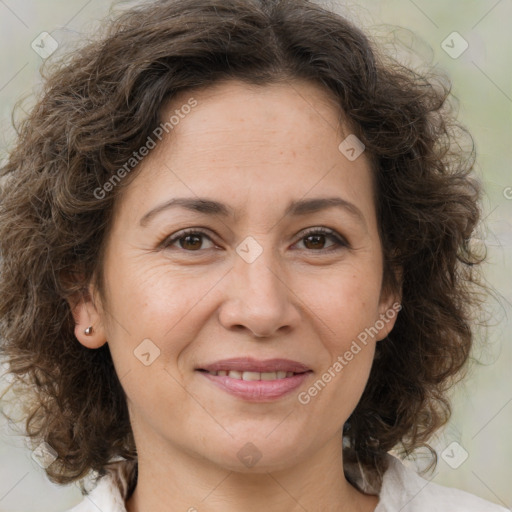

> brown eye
[162,229,216,251]
[179,234,203,250]
[303,233,328,250]
[295,228,348,251]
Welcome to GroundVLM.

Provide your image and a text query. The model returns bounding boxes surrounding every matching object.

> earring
[84,326,94,336]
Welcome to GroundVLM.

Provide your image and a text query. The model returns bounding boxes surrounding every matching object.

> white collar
[71,452,507,512]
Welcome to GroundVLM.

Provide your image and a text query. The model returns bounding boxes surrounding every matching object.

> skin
[71,79,400,512]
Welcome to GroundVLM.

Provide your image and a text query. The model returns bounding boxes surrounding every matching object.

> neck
[125,434,379,512]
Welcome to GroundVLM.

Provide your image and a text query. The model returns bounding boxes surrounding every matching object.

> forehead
[162,78,346,144]
[115,79,376,229]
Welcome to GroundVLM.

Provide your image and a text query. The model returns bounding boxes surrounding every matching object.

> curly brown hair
[0,0,484,492]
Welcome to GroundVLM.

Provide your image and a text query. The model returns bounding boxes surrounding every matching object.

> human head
[0,0,482,489]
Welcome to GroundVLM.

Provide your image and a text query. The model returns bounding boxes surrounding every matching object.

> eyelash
[160,227,349,253]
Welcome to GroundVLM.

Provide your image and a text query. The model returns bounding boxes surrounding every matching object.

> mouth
[195,358,312,401]
[196,357,311,374]
[197,369,304,380]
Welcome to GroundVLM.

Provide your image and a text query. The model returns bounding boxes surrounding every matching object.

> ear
[67,284,107,349]
[375,267,402,342]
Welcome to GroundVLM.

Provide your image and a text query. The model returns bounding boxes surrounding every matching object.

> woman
[0,0,506,510]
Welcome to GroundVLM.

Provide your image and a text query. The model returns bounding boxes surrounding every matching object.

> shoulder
[62,462,130,512]
[377,453,509,512]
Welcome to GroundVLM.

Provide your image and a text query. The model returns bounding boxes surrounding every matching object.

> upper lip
[197,357,311,373]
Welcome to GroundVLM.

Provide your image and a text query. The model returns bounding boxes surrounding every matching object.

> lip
[197,357,311,373]
[196,358,312,402]
[199,371,311,401]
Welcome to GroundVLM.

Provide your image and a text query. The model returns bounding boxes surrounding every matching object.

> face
[73,79,399,473]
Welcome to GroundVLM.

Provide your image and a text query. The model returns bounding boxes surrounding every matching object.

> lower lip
[198,371,311,401]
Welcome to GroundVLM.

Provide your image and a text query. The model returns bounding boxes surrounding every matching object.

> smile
[195,358,313,401]
[201,370,299,380]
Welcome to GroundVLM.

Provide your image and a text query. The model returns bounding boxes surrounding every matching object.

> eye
[293,227,348,251]
[160,226,348,253]
[161,228,216,251]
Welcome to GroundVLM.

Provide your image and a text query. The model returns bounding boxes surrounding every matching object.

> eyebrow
[139,196,367,227]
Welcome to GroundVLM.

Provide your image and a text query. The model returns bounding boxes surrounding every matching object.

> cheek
[299,274,380,426]
[313,265,383,344]
[102,257,219,366]
[303,266,382,403]
[102,260,206,421]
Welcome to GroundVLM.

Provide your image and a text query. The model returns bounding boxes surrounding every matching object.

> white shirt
[66,453,509,512]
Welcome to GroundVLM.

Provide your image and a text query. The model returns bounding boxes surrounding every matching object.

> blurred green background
[0,1,511,510]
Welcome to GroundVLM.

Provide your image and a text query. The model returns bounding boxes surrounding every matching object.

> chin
[198,428,313,473]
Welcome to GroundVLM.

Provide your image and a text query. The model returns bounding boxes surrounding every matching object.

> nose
[217,248,301,338]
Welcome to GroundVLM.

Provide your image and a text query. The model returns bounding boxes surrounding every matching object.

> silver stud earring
[84,326,94,336]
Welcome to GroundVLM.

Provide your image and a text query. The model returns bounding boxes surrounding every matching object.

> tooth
[242,371,261,381]
[220,370,295,380]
